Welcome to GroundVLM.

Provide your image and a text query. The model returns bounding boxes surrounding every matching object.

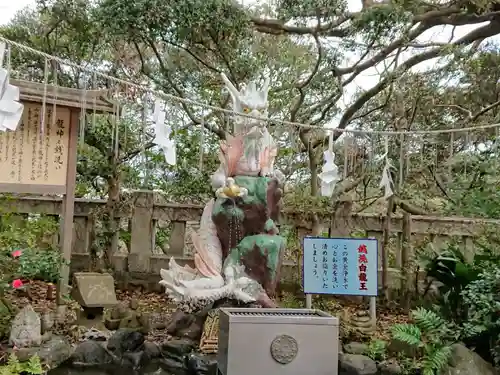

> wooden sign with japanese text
[0,103,70,194]
[303,237,378,296]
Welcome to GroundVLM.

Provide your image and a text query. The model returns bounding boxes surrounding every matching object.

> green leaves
[15,247,65,283]
[0,354,43,375]
[412,308,447,336]
[352,3,411,44]
[364,339,388,362]
[391,308,455,375]
[391,323,422,347]
[462,266,500,364]
[422,346,452,375]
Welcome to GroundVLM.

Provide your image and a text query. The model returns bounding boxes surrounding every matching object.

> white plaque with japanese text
[0,103,70,190]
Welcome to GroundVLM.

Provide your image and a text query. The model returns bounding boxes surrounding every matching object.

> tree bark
[381,197,395,300]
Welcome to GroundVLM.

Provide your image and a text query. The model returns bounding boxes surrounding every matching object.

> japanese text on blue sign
[303,237,378,296]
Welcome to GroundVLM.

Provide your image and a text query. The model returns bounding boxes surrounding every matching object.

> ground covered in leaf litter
[4,280,409,345]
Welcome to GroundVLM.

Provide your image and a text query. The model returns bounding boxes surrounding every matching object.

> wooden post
[56,109,79,310]
[401,212,412,310]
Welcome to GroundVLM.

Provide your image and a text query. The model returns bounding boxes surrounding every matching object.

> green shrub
[15,247,64,283]
[421,243,500,323]
[0,214,63,287]
[0,213,58,250]
[0,354,43,375]
[364,339,387,362]
[461,266,500,364]
[391,308,454,375]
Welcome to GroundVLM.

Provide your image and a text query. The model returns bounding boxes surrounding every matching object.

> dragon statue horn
[221,73,240,102]
[260,76,270,103]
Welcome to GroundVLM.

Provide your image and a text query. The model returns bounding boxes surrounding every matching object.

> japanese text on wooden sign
[303,237,378,296]
[0,103,70,187]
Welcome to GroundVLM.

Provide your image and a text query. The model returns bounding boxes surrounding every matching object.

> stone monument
[72,272,118,327]
[159,73,286,319]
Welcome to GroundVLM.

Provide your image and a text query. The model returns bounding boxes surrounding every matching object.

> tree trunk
[381,197,394,300]
[104,165,121,270]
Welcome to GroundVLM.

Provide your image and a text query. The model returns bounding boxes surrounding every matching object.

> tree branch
[134,39,226,139]
[290,24,323,123]
[312,20,500,149]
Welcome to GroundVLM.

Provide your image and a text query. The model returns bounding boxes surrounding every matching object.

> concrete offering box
[218,308,339,375]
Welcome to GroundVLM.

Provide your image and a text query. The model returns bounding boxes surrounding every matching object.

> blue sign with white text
[303,237,378,296]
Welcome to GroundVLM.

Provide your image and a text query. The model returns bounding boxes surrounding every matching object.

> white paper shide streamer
[318,131,340,197]
[0,42,23,132]
[153,98,176,166]
[379,136,394,199]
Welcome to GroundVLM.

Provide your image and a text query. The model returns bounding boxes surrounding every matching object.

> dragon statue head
[221,73,270,135]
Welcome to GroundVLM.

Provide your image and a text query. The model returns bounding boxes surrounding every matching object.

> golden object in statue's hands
[222,185,241,198]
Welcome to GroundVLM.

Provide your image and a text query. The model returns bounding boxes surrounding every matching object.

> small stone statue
[105,300,149,333]
[9,305,42,348]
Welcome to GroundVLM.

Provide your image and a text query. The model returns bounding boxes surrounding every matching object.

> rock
[70,340,114,367]
[42,331,53,342]
[129,298,139,310]
[9,304,42,348]
[378,360,402,375]
[14,335,72,368]
[110,302,129,320]
[344,342,369,355]
[443,343,497,375]
[82,328,109,341]
[41,311,55,334]
[119,351,144,369]
[166,310,207,341]
[161,339,196,361]
[104,317,121,330]
[159,356,189,375]
[159,339,196,375]
[143,341,161,359]
[186,353,217,375]
[339,353,378,375]
[107,329,145,355]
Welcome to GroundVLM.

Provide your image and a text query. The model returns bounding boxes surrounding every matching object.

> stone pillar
[128,191,155,273]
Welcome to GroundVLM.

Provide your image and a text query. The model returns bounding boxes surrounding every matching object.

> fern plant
[391,308,453,375]
[364,339,388,362]
[0,353,43,375]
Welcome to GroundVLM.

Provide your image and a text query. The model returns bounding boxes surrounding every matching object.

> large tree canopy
[1,0,500,216]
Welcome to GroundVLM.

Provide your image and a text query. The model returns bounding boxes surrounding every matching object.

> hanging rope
[2,35,500,137]
[79,73,87,146]
[40,58,49,134]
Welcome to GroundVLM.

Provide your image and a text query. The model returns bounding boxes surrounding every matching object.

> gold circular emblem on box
[270,334,298,364]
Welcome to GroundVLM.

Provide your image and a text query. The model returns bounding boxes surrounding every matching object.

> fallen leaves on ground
[4,280,410,345]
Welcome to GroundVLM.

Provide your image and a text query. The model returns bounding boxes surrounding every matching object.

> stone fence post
[128,190,155,273]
